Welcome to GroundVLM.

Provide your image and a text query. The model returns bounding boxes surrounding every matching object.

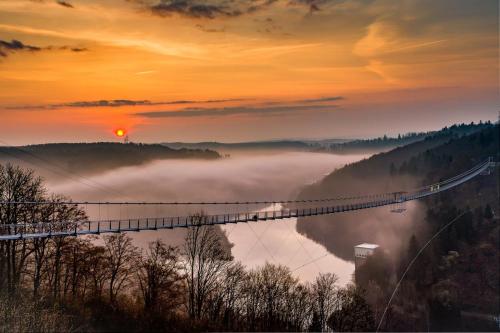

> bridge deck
[0,159,494,240]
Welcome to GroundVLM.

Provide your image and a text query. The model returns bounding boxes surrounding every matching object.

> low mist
[38,152,368,283]
[46,152,367,204]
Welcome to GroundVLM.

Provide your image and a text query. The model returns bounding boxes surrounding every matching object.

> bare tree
[0,164,44,295]
[285,282,312,331]
[206,261,246,329]
[138,239,184,314]
[86,243,108,300]
[183,214,232,320]
[46,196,87,301]
[327,285,375,332]
[311,272,339,332]
[103,233,139,305]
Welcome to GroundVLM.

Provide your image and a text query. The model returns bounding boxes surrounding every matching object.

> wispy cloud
[288,0,332,13]
[56,0,74,8]
[0,23,202,59]
[0,39,86,58]
[5,98,247,110]
[135,70,157,75]
[384,39,448,54]
[135,104,339,118]
[195,24,225,33]
[297,96,343,103]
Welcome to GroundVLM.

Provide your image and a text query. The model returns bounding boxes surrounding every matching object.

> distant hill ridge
[163,122,494,154]
[0,142,220,177]
[162,140,316,152]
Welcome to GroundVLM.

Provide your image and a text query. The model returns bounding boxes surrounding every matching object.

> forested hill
[299,122,494,201]
[317,121,493,155]
[296,122,497,261]
[320,132,429,154]
[0,142,220,177]
[296,123,499,331]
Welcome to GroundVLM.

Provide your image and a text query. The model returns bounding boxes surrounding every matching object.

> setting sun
[115,129,126,137]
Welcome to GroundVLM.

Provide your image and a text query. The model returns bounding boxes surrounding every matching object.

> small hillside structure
[354,243,379,269]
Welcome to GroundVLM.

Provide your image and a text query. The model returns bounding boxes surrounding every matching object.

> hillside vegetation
[297,122,499,331]
[296,122,496,260]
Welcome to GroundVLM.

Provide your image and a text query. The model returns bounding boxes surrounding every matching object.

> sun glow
[115,128,126,137]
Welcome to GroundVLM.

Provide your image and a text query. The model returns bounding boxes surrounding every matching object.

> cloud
[69,47,87,52]
[150,0,240,19]
[135,104,339,118]
[195,24,225,33]
[6,98,246,110]
[142,0,284,19]
[55,45,88,52]
[298,96,343,103]
[0,39,41,57]
[56,0,74,8]
[143,0,329,20]
[0,39,87,58]
[288,0,334,13]
[6,96,344,112]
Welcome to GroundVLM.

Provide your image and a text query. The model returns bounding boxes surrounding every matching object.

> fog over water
[46,152,370,284]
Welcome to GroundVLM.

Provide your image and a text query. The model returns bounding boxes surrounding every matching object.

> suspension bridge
[0,158,496,240]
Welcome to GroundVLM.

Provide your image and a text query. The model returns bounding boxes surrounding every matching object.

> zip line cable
[375,207,482,332]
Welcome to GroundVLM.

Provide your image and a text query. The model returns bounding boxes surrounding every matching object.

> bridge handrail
[0,158,493,231]
[0,158,493,206]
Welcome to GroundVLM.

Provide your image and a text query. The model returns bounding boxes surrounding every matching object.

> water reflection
[223,204,354,285]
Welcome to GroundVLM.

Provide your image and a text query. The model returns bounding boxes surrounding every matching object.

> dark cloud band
[0,39,87,58]
[297,96,343,103]
[0,40,41,57]
[6,98,247,110]
[135,104,339,118]
[139,0,319,20]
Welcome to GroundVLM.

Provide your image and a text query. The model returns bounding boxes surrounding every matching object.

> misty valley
[1,1,498,330]
[0,122,498,332]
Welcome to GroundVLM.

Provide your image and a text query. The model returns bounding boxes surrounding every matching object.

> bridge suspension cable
[0,158,495,240]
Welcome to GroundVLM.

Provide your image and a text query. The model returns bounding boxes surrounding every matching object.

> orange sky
[0,0,498,144]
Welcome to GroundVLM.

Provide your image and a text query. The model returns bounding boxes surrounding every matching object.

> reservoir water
[47,152,369,285]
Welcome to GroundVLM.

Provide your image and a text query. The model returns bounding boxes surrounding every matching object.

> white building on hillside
[354,243,379,269]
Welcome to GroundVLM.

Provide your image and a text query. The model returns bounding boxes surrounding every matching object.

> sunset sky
[0,0,498,144]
